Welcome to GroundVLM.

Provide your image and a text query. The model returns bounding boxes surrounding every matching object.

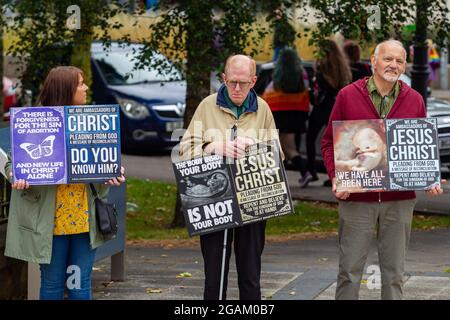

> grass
[125,178,450,241]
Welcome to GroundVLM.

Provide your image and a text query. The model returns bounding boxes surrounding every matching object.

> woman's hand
[10,172,30,190]
[106,166,126,186]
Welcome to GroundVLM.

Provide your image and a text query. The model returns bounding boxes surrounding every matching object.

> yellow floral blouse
[53,184,89,235]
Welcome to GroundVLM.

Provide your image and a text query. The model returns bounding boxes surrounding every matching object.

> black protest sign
[386,118,440,190]
[230,142,292,224]
[174,154,239,236]
[173,140,293,236]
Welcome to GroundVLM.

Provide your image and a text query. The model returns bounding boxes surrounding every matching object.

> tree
[130,0,305,227]
[2,0,127,104]
[308,0,450,103]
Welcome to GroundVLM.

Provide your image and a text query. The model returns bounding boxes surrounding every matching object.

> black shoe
[284,160,297,171]
[323,179,332,187]
[290,155,305,171]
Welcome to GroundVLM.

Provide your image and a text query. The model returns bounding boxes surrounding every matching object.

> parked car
[91,42,185,151]
[426,97,450,169]
[254,61,450,171]
[2,76,20,121]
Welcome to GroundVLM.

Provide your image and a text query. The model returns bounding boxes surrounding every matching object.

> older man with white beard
[321,39,444,300]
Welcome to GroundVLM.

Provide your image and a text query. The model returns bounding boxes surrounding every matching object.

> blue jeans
[39,233,96,300]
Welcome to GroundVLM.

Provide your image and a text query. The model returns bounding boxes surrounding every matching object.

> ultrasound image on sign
[184,171,229,198]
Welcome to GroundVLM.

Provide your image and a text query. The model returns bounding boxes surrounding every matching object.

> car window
[92,50,183,85]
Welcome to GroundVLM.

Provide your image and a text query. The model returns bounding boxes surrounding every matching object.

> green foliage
[126,178,186,240]
[1,0,128,104]
[135,1,305,72]
[308,0,450,57]
[127,1,306,124]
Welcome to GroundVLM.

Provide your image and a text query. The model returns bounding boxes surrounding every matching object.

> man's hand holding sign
[203,136,255,158]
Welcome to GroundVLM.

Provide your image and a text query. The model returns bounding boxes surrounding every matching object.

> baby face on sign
[335,127,385,172]
[351,128,384,171]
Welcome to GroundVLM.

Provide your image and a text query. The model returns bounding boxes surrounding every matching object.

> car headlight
[116,97,150,120]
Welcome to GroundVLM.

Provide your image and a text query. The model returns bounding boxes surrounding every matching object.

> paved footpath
[93,228,450,300]
[91,152,450,300]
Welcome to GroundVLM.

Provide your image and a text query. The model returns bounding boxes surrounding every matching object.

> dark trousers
[200,221,266,300]
[305,106,331,176]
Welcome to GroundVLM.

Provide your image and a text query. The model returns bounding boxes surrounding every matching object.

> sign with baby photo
[173,140,293,236]
[10,105,121,185]
[333,118,440,193]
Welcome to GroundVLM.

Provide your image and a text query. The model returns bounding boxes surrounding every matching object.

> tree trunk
[70,30,93,103]
[171,3,213,228]
[170,192,185,228]
[170,70,210,228]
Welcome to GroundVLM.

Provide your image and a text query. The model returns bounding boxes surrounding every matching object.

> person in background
[427,39,441,86]
[299,39,352,188]
[271,9,296,62]
[4,66,126,300]
[262,47,310,179]
[408,39,440,86]
[343,40,372,81]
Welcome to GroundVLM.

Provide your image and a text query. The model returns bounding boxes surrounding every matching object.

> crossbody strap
[89,183,99,199]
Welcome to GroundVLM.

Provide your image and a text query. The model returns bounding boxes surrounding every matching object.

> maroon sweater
[321,78,426,202]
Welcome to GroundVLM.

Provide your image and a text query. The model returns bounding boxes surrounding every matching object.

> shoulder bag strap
[89,183,99,199]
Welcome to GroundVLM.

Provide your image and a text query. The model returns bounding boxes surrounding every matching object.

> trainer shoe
[299,171,317,188]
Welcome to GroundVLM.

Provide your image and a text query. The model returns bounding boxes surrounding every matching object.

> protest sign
[333,118,440,193]
[11,107,67,184]
[10,105,121,185]
[173,140,293,236]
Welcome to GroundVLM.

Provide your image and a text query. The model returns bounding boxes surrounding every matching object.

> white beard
[382,73,399,83]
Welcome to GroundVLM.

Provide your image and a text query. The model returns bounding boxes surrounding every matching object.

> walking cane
[218,125,237,300]
[218,228,228,300]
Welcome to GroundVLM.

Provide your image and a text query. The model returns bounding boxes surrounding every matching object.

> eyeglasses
[226,80,252,90]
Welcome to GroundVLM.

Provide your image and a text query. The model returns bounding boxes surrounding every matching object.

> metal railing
[0,175,11,225]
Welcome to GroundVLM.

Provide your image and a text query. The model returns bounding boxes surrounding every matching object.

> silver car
[400,74,450,168]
